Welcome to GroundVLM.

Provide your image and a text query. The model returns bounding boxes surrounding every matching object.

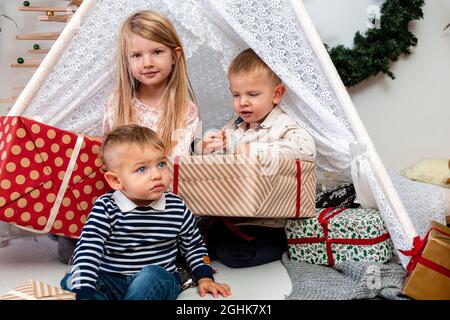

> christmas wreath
[327,0,425,87]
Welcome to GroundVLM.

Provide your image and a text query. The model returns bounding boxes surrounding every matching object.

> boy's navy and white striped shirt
[70,191,213,297]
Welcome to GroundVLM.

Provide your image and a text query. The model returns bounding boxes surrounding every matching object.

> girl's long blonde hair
[115,10,196,153]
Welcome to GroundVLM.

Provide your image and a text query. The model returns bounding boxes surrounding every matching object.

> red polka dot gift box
[0,116,110,238]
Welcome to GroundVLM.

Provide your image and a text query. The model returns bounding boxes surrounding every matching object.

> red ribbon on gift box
[295,159,301,218]
[399,227,450,278]
[287,207,391,267]
[173,156,180,195]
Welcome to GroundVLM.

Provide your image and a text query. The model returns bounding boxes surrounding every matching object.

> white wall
[303,0,450,171]
[0,0,449,171]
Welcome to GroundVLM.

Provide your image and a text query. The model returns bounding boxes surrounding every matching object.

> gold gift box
[402,221,450,300]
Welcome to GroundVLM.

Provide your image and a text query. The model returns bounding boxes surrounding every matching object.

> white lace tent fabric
[7,0,446,267]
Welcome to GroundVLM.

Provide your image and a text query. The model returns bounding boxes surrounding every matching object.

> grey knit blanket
[281,253,410,300]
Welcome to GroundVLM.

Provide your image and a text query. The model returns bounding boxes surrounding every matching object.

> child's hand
[200,130,226,154]
[197,278,231,298]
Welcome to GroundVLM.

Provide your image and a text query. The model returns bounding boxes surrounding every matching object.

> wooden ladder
[37,14,73,23]
[8,0,84,107]
[28,48,51,54]
[0,97,18,104]
[68,0,84,6]
[18,6,76,13]
[16,32,61,40]
[11,59,42,68]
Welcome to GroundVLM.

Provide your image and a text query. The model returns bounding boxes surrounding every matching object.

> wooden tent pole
[290,0,418,245]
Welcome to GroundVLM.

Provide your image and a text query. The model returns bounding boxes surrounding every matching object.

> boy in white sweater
[197,49,316,268]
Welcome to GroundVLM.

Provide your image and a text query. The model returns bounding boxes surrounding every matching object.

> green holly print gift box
[285,208,394,266]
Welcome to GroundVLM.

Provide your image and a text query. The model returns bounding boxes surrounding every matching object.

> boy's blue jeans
[61,265,182,300]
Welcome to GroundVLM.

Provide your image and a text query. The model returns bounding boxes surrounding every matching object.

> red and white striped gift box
[0,279,75,300]
[170,154,316,218]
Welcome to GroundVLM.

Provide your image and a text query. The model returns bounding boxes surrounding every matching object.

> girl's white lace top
[102,94,200,157]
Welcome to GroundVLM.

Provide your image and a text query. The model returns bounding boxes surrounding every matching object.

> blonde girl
[103,10,199,156]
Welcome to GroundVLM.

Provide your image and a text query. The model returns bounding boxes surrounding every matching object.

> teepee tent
[6,0,446,268]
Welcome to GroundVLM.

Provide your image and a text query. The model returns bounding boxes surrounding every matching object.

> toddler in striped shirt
[61,125,230,300]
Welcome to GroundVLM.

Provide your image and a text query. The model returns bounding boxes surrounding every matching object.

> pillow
[400,157,450,188]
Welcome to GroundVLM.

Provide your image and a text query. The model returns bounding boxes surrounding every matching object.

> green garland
[327,0,425,87]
